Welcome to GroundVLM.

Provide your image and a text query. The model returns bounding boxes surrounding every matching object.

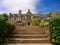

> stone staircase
[5,26,50,43]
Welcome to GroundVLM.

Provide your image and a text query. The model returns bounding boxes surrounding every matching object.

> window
[27,15,31,20]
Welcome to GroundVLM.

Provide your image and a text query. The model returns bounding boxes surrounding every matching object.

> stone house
[8,9,60,26]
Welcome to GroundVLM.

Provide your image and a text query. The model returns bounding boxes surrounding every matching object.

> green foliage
[0,18,15,43]
[32,18,40,26]
[50,17,60,45]
[2,13,7,17]
[40,20,45,26]
[47,13,51,17]
[2,13,8,21]
[19,22,26,26]
[32,18,48,26]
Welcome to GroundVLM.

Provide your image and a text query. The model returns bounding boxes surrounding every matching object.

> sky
[0,0,60,14]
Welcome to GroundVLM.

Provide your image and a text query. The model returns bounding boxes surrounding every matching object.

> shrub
[32,18,40,26]
[50,17,60,45]
[47,13,51,17]
[0,18,15,43]
[2,13,8,21]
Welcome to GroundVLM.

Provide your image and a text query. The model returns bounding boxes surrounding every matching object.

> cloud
[0,0,38,14]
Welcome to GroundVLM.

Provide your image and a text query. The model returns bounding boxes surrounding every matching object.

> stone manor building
[8,9,60,26]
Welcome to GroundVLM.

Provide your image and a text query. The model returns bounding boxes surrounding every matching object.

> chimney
[18,10,22,16]
[9,13,12,15]
[9,13,13,17]
[28,9,30,12]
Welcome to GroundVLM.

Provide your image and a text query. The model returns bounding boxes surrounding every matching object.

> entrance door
[28,22,30,26]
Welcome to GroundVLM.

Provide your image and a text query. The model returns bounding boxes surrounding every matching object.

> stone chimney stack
[28,9,30,12]
[9,13,13,17]
[18,10,22,16]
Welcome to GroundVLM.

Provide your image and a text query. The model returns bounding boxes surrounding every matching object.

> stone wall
[16,25,50,36]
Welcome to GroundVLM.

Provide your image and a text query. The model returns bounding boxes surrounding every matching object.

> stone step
[11,29,46,34]
[11,33,46,34]
[2,43,53,45]
[6,38,50,43]
[10,34,47,36]
[11,31,45,34]
[10,32,46,35]
[8,34,48,38]
[11,32,45,34]
[15,28,38,30]
[13,30,45,32]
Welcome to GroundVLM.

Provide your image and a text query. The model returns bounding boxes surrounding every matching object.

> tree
[2,13,8,21]
[50,17,60,45]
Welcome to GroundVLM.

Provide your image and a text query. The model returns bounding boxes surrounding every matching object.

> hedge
[50,17,60,45]
[0,18,15,43]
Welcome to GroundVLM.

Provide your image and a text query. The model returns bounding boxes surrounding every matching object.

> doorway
[28,22,30,26]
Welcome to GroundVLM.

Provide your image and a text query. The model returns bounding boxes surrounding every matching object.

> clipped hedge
[50,17,60,45]
[0,18,15,43]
